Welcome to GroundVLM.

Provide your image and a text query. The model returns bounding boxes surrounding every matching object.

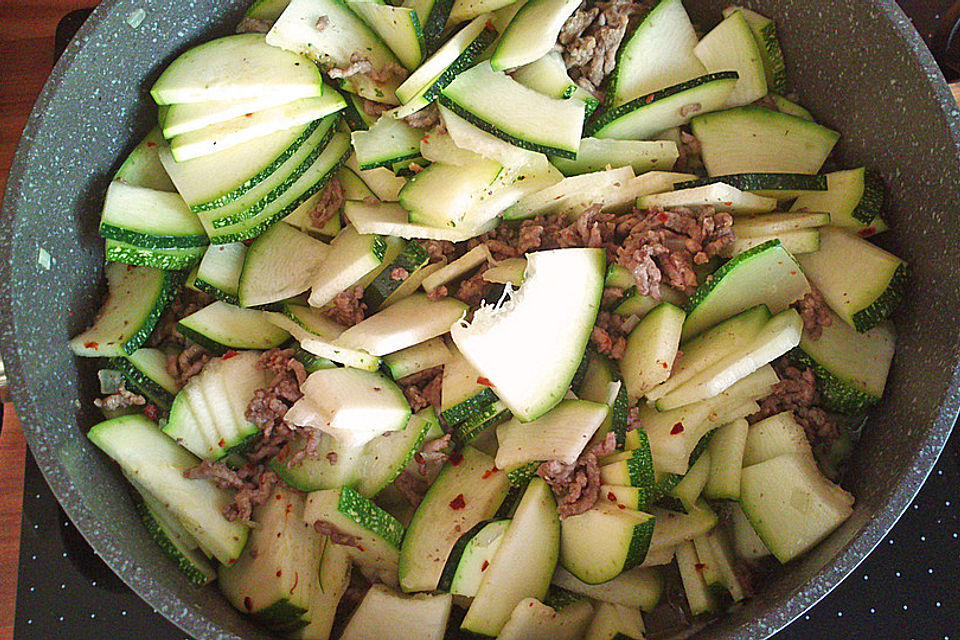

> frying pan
[1,0,959,638]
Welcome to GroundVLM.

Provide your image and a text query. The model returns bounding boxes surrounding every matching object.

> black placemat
[12,2,960,638]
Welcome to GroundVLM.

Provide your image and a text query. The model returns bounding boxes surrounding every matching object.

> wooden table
[1,3,959,640]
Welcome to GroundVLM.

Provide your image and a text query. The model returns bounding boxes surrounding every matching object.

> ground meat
[235,16,271,33]
[601,286,626,309]
[147,288,213,350]
[537,432,617,518]
[398,366,443,412]
[674,130,705,175]
[322,285,367,327]
[454,265,490,308]
[394,434,453,506]
[315,15,330,31]
[404,103,440,129]
[314,520,362,548]
[390,267,409,281]
[310,177,345,229]
[167,343,212,386]
[590,311,628,360]
[361,98,391,117]
[369,61,407,85]
[328,53,374,80]
[420,239,457,263]
[184,461,278,525]
[559,0,654,93]
[616,205,734,297]
[426,285,448,301]
[245,348,306,437]
[94,381,146,411]
[751,361,840,441]
[792,288,833,340]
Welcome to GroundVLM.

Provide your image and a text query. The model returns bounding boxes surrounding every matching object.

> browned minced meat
[245,348,307,437]
[394,434,453,506]
[615,205,734,297]
[404,103,440,129]
[235,16,271,33]
[184,461,279,525]
[538,432,617,518]
[426,285,448,301]
[420,239,458,263]
[94,381,146,411]
[398,366,443,413]
[591,311,629,360]
[322,285,367,327]
[369,61,407,85]
[167,343,212,387]
[361,98,391,118]
[147,288,213,350]
[751,361,840,441]
[315,15,330,31]
[601,286,626,309]
[314,520,362,548]
[454,265,490,308]
[558,0,654,93]
[675,130,705,175]
[792,288,833,340]
[310,177,345,229]
[327,53,374,80]
[391,267,410,281]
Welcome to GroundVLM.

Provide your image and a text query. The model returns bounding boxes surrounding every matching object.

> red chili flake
[276,493,283,500]
[243,597,254,611]
[291,571,299,593]
[657,212,669,223]
[84,341,99,349]
[481,466,498,479]
[477,376,494,387]
[607,491,617,502]
[145,142,157,147]
[723,201,733,206]
[449,493,466,510]
[276,570,283,577]
[143,404,158,420]
[858,227,876,237]
[357,544,365,552]
[481,560,489,572]
[661,361,669,369]
[449,452,464,466]
[645,95,655,104]
[223,350,239,359]
[671,422,685,435]
[218,438,226,447]
[695,563,706,571]
[617,503,626,510]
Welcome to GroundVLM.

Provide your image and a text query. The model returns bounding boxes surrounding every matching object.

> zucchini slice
[690,106,840,176]
[490,0,582,71]
[340,584,452,640]
[693,10,767,108]
[177,301,290,354]
[352,116,424,171]
[151,33,323,104]
[440,62,585,159]
[702,418,750,500]
[238,221,331,308]
[103,239,205,271]
[796,227,906,332]
[638,182,777,215]
[348,2,425,70]
[723,6,787,93]
[589,72,739,141]
[494,399,609,471]
[551,138,679,177]
[552,566,662,612]
[674,172,828,200]
[113,127,177,191]
[194,243,247,305]
[497,598,594,640]
[109,347,179,408]
[620,302,685,403]
[606,0,705,108]
[560,502,656,584]
[791,167,886,233]
[69,263,180,357]
[742,411,812,467]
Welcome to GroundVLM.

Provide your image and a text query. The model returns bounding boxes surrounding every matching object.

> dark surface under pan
[1,1,960,639]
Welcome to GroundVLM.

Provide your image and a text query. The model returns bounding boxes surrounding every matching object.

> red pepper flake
[858,227,876,237]
[477,376,494,387]
[671,422,685,435]
[607,491,617,502]
[143,404,158,420]
[218,438,226,447]
[481,466,498,479]
[145,142,157,147]
[695,563,706,571]
[223,350,239,359]
[276,493,284,500]
[84,341,99,349]
[617,503,626,510]
[645,95,655,104]
[243,597,254,611]
[657,212,668,223]
[357,544,365,552]
[276,569,283,577]
[723,201,733,206]
[291,571,299,593]
[449,493,466,510]
[449,451,464,466]
[661,361,669,369]
[481,560,489,572]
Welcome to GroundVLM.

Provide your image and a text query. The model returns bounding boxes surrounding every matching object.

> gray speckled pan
[0,0,958,638]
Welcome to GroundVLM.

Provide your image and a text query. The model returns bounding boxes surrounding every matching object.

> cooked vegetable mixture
[72,0,903,637]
